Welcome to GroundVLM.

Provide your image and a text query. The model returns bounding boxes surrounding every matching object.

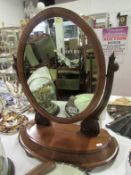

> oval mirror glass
[17,7,106,123]
[24,17,98,118]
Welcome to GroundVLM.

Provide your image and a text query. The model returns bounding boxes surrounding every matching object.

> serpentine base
[19,122,119,169]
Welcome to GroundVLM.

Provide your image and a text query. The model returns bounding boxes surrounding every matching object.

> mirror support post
[80,53,119,136]
[35,111,51,126]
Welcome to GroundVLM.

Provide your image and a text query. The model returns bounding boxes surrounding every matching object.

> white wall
[53,0,91,15]
[1,0,130,96]
[0,0,24,27]
[52,0,131,96]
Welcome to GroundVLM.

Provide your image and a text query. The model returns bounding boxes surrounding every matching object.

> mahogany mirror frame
[17,7,106,124]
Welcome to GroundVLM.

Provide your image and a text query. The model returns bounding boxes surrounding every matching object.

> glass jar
[29,77,59,115]
[0,137,15,175]
[0,97,6,121]
[0,137,8,175]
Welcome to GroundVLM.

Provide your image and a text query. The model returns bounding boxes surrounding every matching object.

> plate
[0,92,15,106]
[107,97,131,120]
[109,97,131,106]
[0,111,29,134]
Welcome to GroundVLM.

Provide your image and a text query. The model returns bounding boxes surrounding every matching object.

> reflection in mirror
[24,17,98,118]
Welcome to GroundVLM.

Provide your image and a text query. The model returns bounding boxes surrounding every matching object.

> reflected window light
[31,21,47,34]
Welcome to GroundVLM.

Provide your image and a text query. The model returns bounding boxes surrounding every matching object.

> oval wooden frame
[17,7,106,124]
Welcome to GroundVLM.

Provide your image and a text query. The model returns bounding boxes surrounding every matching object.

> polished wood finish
[19,123,118,169]
[16,7,119,169]
[17,7,106,124]
[25,161,56,175]
[80,53,119,136]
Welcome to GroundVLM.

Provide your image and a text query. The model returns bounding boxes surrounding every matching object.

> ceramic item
[28,68,59,115]
[0,111,29,134]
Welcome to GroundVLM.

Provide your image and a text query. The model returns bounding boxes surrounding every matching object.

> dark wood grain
[16,7,106,124]
[25,161,56,175]
[19,123,119,169]
[80,53,119,136]
[17,7,119,169]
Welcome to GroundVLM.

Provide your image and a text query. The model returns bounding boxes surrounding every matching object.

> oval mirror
[17,7,106,123]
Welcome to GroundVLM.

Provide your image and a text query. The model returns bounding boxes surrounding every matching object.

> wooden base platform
[19,122,119,169]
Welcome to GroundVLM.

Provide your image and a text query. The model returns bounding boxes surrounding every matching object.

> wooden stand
[19,53,119,169]
[17,8,119,170]
[19,122,118,169]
